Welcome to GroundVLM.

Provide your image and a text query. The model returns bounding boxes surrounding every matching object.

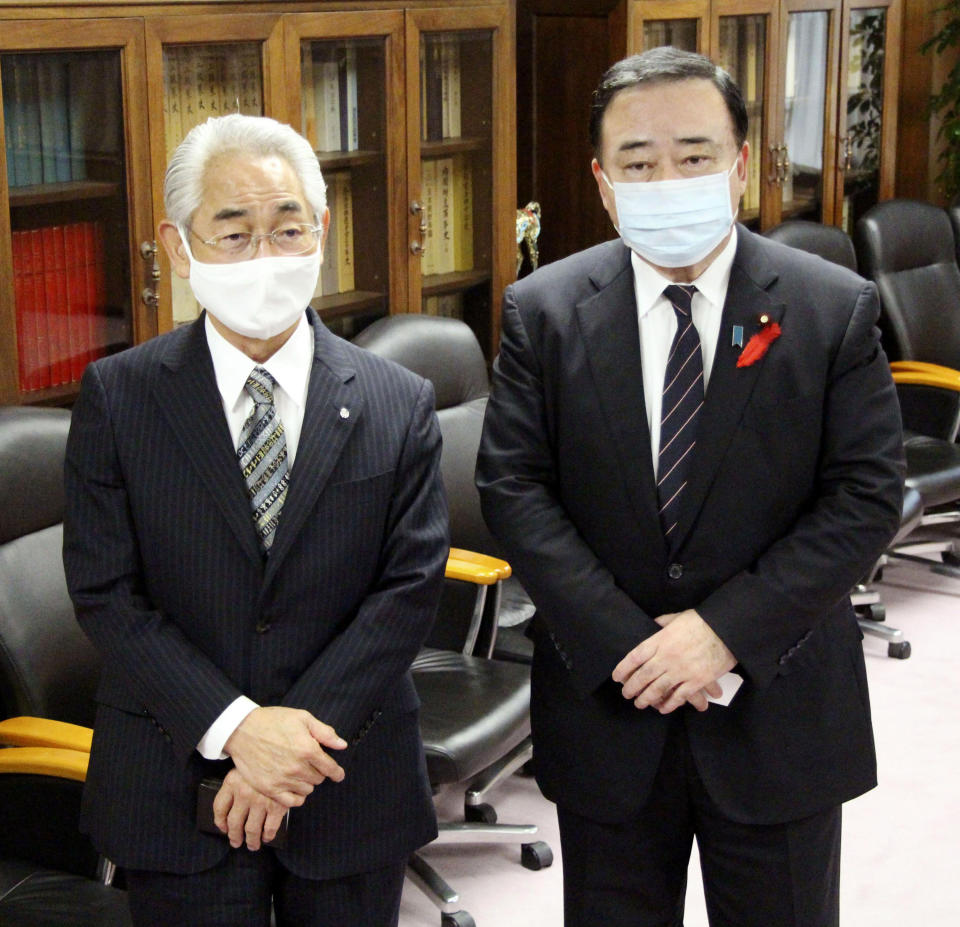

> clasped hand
[216,706,347,850]
[612,609,736,714]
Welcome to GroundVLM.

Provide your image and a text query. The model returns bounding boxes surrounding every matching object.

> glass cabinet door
[408,6,514,358]
[145,15,283,333]
[284,10,404,341]
[713,2,778,229]
[836,0,901,233]
[630,1,710,52]
[0,20,151,404]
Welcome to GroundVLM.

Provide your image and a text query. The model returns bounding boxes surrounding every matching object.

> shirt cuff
[196,696,259,760]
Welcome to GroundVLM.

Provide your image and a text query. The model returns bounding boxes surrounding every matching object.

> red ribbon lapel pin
[736,314,781,368]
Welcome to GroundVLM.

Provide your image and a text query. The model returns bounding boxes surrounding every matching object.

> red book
[28,228,50,390]
[12,231,29,391]
[85,221,107,360]
[41,225,68,386]
[64,222,89,381]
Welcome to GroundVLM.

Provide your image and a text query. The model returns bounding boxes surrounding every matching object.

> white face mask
[602,161,739,268]
[179,227,321,340]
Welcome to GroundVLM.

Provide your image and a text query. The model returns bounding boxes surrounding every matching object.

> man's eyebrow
[675,135,717,146]
[617,139,651,153]
[210,200,305,222]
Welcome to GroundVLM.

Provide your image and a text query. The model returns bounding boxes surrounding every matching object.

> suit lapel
[263,311,361,584]
[670,229,786,552]
[575,244,664,553]
[153,317,264,569]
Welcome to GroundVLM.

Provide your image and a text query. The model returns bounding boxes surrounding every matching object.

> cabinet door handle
[410,201,427,256]
[139,240,159,310]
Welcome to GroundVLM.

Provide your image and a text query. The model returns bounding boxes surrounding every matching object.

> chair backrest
[764,219,858,272]
[353,313,494,554]
[353,314,501,651]
[949,194,960,269]
[0,406,100,727]
[853,198,960,367]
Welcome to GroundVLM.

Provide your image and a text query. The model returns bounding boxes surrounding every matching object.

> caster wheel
[863,603,885,622]
[942,549,960,567]
[521,840,554,870]
[465,802,497,824]
[441,911,476,927]
[888,641,911,659]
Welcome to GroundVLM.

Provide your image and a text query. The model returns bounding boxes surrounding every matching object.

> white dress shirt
[196,312,314,760]
[631,228,738,478]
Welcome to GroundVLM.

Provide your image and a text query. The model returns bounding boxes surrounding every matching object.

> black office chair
[353,315,552,927]
[854,200,960,581]
[0,406,130,925]
[764,218,859,272]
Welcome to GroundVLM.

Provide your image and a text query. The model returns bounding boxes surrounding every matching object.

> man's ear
[319,207,331,260]
[591,158,618,229]
[158,220,191,279]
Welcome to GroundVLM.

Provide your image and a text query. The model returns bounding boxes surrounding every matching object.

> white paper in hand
[706,672,743,707]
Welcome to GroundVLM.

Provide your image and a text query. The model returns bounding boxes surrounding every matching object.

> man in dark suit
[476,48,904,927]
[62,113,448,926]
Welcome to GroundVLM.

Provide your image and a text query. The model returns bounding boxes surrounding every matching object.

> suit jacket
[62,308,449,878]
[476,228,904,826]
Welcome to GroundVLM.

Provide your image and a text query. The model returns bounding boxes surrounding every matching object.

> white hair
[164,113,326,227]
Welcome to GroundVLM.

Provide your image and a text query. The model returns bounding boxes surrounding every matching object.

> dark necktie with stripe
[237,367,289,554]
[657,284,703,547]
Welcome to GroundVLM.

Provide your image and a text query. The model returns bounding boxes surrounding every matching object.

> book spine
[12,55,43,186]
[344,43,359,152]
[88,221,108,357]
[28,229,50,389]
[447,38,461,139]
[454,154,474,272]
[12,231,29,391]
[321,59,341,151]
[301,44,317,149]
[320,173,339,296]
[64,223,89,381]
[426,38,443,142]
[421,158,437,276]
[239,44,262,115]
[2,60,18,187]
[163,48,184,158]
[37,56,71,184]
[178,46,202,136]
[336,173,355,292]
[436,156,454,275]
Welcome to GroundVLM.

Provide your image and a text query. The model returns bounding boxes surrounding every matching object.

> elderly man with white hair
[63,113,448,927]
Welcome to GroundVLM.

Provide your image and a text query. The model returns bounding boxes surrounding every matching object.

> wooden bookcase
[516,0,901,266]
[0,0,516,406]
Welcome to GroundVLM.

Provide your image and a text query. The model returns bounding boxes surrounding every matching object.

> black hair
[588,46,749,161]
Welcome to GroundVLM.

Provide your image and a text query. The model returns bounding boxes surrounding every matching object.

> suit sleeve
[476,288,660,699]
[698,281,905,687]
[280,377,449,748]
[63,361,244,764]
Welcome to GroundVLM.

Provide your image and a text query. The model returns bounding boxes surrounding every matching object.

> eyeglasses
[189,223,323,260]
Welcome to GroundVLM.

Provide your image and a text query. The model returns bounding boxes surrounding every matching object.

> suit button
[668,563,684,580]
[255,620,271,633]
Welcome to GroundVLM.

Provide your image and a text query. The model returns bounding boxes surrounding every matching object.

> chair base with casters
[852,486,924,660]
[408,648,553,927]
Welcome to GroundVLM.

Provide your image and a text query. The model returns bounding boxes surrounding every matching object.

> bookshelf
[0,1,516,406]
[516,0,901,265]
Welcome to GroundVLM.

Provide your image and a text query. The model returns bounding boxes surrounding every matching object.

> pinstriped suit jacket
[62,308,448,879]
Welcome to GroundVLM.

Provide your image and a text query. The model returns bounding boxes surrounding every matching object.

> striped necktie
[657,284,703,547]
[237,367,289,554]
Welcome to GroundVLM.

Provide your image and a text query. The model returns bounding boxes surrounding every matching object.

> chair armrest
[890,361,960,392]
[0,717,93,752]
[0,746,89,782]
[445,548,511,585]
